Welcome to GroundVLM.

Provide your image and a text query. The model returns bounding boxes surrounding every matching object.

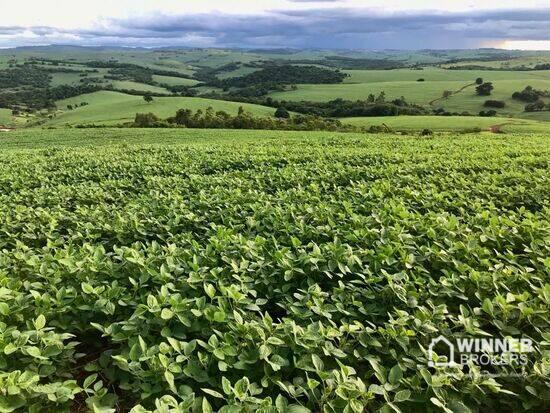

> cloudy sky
[1,0,550,50]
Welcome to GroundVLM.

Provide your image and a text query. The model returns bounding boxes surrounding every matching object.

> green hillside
[271,69,550,121]
[151,75,199,86]
[344,67,550,83]
[110,80,170,93]
[439,79,550,120]
[340,115,549,132]
[0,108,12,126]
[47,91,278,126]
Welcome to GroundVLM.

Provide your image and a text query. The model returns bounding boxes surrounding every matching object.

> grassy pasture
[110,80,170,93]
[272,68,550,120]
[49,72,87,86]
[0,108,12,126]
[440,79,550,120]
[441,55,550,69]
[47,91,278,126]
[340,115,549,132]
[344,67,550,83]
[270,80,470,103]
[151,75,199,87]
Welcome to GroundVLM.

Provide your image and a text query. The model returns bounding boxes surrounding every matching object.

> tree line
[211,65,346,91]
[512,86,550,112]
[129,106,359,132]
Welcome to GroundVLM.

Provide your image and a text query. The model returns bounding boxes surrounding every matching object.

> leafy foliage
[0,65,51,90]
[0,130,549,412]
[131,107,356,132]
[512,86,550,103]
[217,65,346,88]
[475,82,494,96]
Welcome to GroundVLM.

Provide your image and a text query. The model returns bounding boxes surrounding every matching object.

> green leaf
[92,404,116,413]
[0,303,9,316]
[83,374,98,389]
[81,282,94,294]
[388,365,403,385]
[147,295,158,308]
[161,308,174,320]
[202,397,213,413]
[394,390,411,402]
[205,284,216,299]
[34,314,46,330]
[234,377,249,400]
[213,310,226,322]
[0,395,26,413]
[287,406,311,413]
[25,346,42,358]
[3,343,17,355]
[447,400,472,413]
[164,371,175,391]
[312,354,324,371]
[201,388,224,399]
[221,377,232,395]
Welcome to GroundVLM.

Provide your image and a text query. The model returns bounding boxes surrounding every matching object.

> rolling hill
[340,115,549,132]
[47,91,279,126]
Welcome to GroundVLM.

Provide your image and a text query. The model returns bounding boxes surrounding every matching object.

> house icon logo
[428,336,455,367]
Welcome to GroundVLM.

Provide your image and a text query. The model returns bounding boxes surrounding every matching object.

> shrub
[274,107,290,119]
[476,82,494,96]
[524,100,546,112]
[484,100,506,108]
[479,110,497,117]
[134,112,162,127]
[512,86,546,102]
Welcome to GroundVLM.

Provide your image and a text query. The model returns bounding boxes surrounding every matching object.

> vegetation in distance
[1,47,550,131]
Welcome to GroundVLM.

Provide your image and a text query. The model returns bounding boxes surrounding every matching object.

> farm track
[429,82,476,105]
[488,121,520,133]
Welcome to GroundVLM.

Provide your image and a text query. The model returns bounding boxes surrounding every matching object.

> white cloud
[2,0,549,27]
[1,1,550,49]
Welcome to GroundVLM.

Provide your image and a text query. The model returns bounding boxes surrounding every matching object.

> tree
[476,82,494,96]
[476,77,483,85]
[375,91,386,103]
[274,107,290,119]
[143,94,154,104]
[524,100,546,112]
[173,109,193,125]
[512,86,541,102]
[484,100,505,108]
[134,112,160,127]
[442,90,453,98]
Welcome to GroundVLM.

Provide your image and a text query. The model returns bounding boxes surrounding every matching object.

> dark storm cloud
[2,7,550,49]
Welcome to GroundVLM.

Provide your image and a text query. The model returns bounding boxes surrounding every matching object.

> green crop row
[0,129,549,412]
